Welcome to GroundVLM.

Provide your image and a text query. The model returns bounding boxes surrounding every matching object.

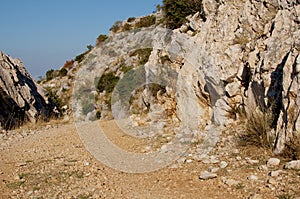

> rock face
[0,51,57,129]
[67,0,299,154]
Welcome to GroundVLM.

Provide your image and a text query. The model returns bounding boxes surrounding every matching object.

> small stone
[16,162,27,167]
[220,161,228,169]
[199,171,217,180]
[249,194,263,199]
[247,175,258,181]
[186,159,193,163]
[222,178,239,186]
[267,178,277,185]
[160,145,168,153]
[245,157,259,164]
[267,158,280,167]
[258,165,268,171]
[285,160,300,170]
[177,157,186,163]
[208,166,219,173]
[270,170,283,177]
[27,190,33,196]
[236,156,242,161]
[84,162,90,166]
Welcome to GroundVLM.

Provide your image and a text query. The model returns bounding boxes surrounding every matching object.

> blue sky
[0,0,162,79]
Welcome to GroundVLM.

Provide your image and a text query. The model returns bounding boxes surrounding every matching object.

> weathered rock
[267,158,280,167]
[284,160,300,170]
[199,171,217,180]
[0,51,58,129]
[247,175,258,181]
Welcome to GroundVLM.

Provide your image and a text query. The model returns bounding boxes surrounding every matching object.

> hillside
[1,0,299,198]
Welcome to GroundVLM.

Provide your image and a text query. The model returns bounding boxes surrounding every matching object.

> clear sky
[0,0,162,79]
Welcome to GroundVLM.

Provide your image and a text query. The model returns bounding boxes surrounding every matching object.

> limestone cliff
[46,0,299,154]
[0,51,58,129]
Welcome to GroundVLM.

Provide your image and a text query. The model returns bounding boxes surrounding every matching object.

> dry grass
[239,108,274,149]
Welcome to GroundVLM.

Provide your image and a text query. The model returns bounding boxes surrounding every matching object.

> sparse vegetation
[96,34,108,45]
[162,0,205,29]
[63,60,74,69]
[127,17,136,22]
[96,72,120,93]
[129,48,153,65]
[122,23,132,31]
[46,69,55,81]
[45,87,63,113]
[59,68,68,77]
[135,15,156,28]
[75,53,86,63]
[241,108,274,149]
[110,21,122,33]
[282,134,300,160]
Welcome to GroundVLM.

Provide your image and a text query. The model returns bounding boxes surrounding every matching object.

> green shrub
[75,53,85,63]
[135,15,156,28]
[129,48,153,65]
[120,64,133,74]
[46,69,55,81]
[45,87,62,113]
[96,34,108,45]
[110,21,122,33]
[96,72,120,93]
[59,68,68,77]
[122,23,132,31]
[162,0,205,29]
[127,17,136,22]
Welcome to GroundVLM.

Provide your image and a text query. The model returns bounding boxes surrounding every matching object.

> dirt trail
[0,121,299,198]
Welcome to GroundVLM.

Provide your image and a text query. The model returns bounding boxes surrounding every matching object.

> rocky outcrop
[0,51,58,129]
[67,0,300,154]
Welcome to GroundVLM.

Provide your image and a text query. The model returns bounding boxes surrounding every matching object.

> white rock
[247,175,258,181]
[267,158,280,167]
[222,178,240,186]
[270,170,284,177]
[208,166,219,173]
[285,160,300,170]
[199,171,217,180]
[220,161,228,169]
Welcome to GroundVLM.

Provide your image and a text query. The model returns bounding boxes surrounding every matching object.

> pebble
[245,157,259,164]
[249,194,263,199]
[220,161,228,169]
[267,158,280,167]
[236,156,242,161]
[284,160,300,170]
[199,171,217,180]
[222,178,240,186]
[208,166,219,173]
[258,165,268,171]
[267,178,277,185]
[247,175,258,181]
[270,170,283,177]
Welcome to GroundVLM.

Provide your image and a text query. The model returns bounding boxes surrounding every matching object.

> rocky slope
[0,51,58,130]
[41,0,299,156]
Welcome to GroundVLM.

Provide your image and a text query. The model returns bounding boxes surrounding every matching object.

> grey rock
[222,178,240,186]
[220,161,228,169]
[208,166,219,173]
[247,175,258,181]
[199,171,217,180]
[270,170,284,177]
[285,160,300,170]
[267,158,280,167]
[0,51,58,130]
